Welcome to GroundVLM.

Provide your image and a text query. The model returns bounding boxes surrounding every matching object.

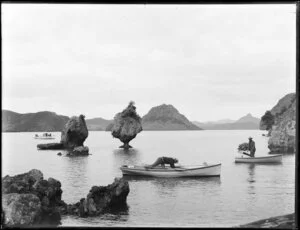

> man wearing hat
[146,156,179,168]
[248,137,256,157]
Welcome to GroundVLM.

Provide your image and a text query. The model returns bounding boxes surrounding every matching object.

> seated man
[146,156,178,168]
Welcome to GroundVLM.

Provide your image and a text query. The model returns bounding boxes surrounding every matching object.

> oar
[242,152,252,157]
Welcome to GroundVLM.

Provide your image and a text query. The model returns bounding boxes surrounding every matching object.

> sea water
[2,130,295,227]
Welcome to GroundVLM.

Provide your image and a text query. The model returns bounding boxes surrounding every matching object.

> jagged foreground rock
[66,178,130,217]
[37,115,89,156]
[2,170,130,227]
[2,169,65,227]
[111,102,143,149]
[260,93,296,153]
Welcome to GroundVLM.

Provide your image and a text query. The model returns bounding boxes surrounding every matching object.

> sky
[2,4,296,122]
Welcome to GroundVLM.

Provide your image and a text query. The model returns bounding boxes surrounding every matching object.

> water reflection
[247,164,256,183]
[113,148,141,167]
[247,163,256,196]
[123,175,221,187]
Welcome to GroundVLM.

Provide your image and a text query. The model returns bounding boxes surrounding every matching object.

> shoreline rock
[2,170,130,227]
[238,213,295,228]
[2,169,65,227]
[65,178,130,217]
[267,93,296,153]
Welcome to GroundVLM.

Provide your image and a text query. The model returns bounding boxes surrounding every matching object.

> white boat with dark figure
[120,163,221,178]
[34,133,55,140]
[235,151,282,163]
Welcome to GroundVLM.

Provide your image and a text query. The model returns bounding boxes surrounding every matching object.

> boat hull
[120,164,221,177]
[235,154,283,163]
[34,137,55,140]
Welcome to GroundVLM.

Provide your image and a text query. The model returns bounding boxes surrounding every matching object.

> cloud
[2,4,295,121]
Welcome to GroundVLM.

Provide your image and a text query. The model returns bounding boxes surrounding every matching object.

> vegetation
[261,110,275,130]
[238,142,249,151]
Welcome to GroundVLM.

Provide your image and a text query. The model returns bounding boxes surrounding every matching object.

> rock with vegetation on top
[67,178,130,217]
[2,169,67,227]
[263,93,296,153]
[111,101,142,149]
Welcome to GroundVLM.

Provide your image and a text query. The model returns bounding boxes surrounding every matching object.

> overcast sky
[2,4,296,121]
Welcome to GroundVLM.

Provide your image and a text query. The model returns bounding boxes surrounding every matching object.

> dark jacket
[249,140,256,152]
[161,157,177,168]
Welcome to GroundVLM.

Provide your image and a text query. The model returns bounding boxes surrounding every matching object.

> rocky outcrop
[37,143,64,150]
[2,193,42,227]
[37,115,89,156]
[2,170,130,227]
[263,93,296,153]
[142,104,201,130]
[65,178,129,217]
[111,101,142,149]
[66,146,89,156]
[238,213,295,228]
[60,115,88,149]
[2,169,66,227]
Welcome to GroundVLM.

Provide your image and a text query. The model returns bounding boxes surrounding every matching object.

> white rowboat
[34,136,55,140]
[235,154,283,163]
[120,163,221,177]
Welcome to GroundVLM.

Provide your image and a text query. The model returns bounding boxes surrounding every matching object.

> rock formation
[2,170,130,227]
[260,93,296,153]
[2,193,42,226]
[37,115,89,156]
[2,169,66,227]
[60,115,88,149]
[66,178,129,217]
[111,101,142,149]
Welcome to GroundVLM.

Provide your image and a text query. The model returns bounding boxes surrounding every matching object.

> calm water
[2,130,295,227]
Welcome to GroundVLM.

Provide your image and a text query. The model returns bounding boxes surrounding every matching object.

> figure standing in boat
[248,137,256,157]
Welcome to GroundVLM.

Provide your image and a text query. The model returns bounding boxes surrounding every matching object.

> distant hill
[142,104,201,130]
[85,117,113,131]
[2,110,69,132]
[193,113,260,130]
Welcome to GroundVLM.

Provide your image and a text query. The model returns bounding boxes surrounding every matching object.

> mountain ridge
[193,113,260,130]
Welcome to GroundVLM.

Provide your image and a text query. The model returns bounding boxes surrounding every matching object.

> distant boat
[120,163,221,177]
[34,133,55,140]
[235,153,282,163]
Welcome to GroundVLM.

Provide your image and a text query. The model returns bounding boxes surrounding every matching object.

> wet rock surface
[66,178,130,217]
[238,213,295,228]
[111,101,142,149]
[66,146,89,156]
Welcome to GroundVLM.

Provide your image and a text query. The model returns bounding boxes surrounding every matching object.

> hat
[248,137,253,140]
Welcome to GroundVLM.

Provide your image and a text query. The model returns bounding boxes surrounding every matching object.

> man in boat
[146,157,179,168]
[248,137,256,157]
